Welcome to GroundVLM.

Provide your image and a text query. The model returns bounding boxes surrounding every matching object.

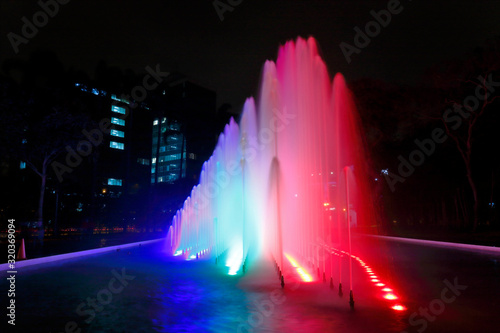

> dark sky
[1,0,500,110]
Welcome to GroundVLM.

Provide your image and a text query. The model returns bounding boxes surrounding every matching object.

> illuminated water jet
[167,37,378,306]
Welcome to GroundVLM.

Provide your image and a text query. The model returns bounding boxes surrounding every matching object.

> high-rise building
[150,77,217,187]
[151,117,186,184]
[74,83,152,227]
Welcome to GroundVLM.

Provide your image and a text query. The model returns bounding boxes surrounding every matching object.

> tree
[423,39,500,230]
[0,77,91,239]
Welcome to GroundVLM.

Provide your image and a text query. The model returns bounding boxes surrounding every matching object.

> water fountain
[167,37,375,305]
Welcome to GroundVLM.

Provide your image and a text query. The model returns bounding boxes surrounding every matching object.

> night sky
[1,0,500,109]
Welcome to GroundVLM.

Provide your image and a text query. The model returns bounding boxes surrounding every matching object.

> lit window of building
[111,117,125,126]
[137,158,150,166]
[111,129,125,138]
[111,105,126,114]
[110,141,124,150]
[111,94,129,104]
[107,178,123,186]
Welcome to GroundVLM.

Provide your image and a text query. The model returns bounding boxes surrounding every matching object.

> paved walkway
[1,236,497,332]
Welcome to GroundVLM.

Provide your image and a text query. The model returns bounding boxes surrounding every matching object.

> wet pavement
[1,236,498,332]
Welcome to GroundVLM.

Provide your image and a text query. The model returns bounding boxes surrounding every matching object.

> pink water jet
[167,37,375,291]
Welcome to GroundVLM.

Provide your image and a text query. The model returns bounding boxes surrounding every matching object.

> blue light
[107,178,123,186]
[110,141,124,150]
[111,94,129,104]
[111,105,126,114]
[111,129,125,138]
[111,117,125,126]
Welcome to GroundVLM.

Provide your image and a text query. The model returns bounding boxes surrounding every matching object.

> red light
[371,279,380,282]
[382,288,392,292]
[376,283,385,287]
[284,253,313,282]
[384,293,398,300]
[392,304,406,311]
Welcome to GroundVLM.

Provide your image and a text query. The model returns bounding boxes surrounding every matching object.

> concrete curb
[1,238,165,271]
[365,235,500,254]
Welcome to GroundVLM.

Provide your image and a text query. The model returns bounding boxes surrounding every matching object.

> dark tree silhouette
[422,39,500,230]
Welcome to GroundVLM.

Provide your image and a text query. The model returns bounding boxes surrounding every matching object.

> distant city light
[381,169,389,175]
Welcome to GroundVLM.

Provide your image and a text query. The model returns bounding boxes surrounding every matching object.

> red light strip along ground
[324,245,406,312]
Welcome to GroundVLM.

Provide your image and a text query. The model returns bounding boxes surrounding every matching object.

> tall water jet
[167,37,375,289]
